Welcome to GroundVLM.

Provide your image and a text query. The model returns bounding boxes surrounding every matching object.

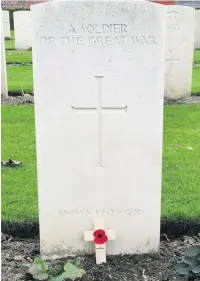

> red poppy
[93,229,108,244]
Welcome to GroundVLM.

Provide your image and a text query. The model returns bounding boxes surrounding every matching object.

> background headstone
[32,1,166,258]
[3,10,10,38]
[14,11,32,50]
[1,9,8,97]
[165,5,195,98]
[176,1,200,8]
[194,9,200,49]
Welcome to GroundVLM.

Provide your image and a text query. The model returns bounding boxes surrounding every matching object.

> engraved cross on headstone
[71,76,127,167]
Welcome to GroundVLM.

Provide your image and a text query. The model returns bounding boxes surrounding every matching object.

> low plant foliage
[175,244,200,279]
[25,258,86,281]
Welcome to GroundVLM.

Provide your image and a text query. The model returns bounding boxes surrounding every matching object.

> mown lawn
[1,106,38,221]
[162,105,200,220]
[6,50,32,64]
[5,38,15,50]
[192,66,200,93]
[7,65,33,93]
[1,105,200,222]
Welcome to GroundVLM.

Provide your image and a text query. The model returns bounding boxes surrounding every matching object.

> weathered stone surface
[165,5,195,98]
[1,9,8,97]
[194,9,200,49]
[2,10,10,38]
[32,1,165,257]
[14,11,32,50]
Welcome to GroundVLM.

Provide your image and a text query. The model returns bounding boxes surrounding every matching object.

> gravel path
[1,233,200,281]
[1,95,200,106]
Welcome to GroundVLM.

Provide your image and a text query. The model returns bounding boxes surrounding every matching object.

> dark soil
[6,62,32,66]
[2,220,200,239]
[1,233,200,281]
[1,95,200,106]
[193,62,200,66]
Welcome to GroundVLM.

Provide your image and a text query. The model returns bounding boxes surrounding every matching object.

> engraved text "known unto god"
[58,209,144,216]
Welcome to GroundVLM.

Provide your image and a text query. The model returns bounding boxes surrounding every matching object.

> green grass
[2,106,38,221]
[162,105,200,220]
[7,65,33,93]
[6,50,32,63]
[1,105,200,222]
[192,65,200,93]
[5,38,15,50]
[193,50,200,63]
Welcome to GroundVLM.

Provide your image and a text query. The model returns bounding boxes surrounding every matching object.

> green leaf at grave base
[29,263,48,280]
[175,262,190,275]
[29,264,42,275]
[33,272,49,280]
[183,256,193,264]
[191,259,199,267]
[50,275,64,281]
[34,258,48,272]
[192,265,200,274]
[74,257,81,266]
[63,262,86,280]
[196,254,200,261]
[187,245,200,257]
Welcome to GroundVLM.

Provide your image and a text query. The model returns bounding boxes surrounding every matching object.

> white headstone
[194,9,200,49]
[165,6,195,98]
[3,11,10,38]
[14,11,32,50]
[1,10,8,97]
[32,0,166,258]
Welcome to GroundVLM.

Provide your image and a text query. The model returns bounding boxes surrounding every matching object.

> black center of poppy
[98,234,102,238]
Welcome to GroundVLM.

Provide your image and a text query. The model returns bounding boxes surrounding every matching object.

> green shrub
[175,245,200,280]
